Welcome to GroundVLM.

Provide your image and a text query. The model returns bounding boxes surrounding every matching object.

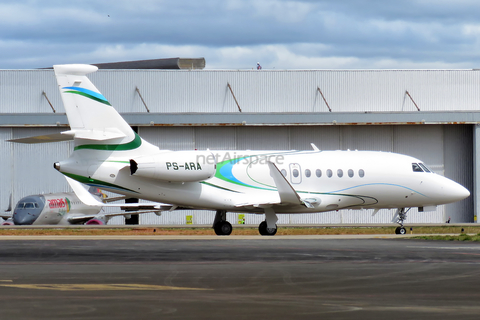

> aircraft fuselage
[55,149,469,214]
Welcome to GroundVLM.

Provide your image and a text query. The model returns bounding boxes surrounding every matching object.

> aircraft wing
[235,161,307,210]
[65,176,176,210]
[266,161,303,205]
[0,213,12,221]
[66,209,166,224]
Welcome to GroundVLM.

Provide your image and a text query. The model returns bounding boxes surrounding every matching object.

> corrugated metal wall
[0,127,73,212]
[3,69,480,113]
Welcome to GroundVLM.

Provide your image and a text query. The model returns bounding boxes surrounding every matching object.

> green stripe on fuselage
[62,172,139,194]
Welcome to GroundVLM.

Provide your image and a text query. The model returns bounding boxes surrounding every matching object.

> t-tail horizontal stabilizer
[267,161,304,206]
[8,132,74,144]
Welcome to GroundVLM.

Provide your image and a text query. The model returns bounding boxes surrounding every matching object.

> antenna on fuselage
[310,143,320,151]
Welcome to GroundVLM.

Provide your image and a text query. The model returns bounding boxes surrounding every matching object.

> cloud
[1,0,480,69]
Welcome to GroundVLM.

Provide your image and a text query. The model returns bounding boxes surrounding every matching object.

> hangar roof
[1,68,480,125]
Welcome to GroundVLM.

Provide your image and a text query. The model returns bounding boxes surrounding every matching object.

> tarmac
[0,235,480,319]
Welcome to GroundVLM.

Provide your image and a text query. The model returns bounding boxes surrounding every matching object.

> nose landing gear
[393,208,410,235]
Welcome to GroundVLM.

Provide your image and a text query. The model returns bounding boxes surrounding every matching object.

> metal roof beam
[1,111,480,127]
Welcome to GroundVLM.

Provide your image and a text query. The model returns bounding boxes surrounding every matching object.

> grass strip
[413,234,480,241]
[0,226,479,236]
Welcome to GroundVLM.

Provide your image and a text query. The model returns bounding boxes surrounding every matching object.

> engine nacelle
[2,220,14,226]
[130,151,216,182]
[85,218,105,225]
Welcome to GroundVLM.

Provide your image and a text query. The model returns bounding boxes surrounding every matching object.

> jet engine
[129,151,216,182]
[85,218,105,225]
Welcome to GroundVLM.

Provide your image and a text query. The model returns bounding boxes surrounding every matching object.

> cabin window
[418,163,431,173]
[281,169,287,177]
[316,169,322,178]
[348,169,354,178]
[412,163,424,172]
[337,169,343,178]
[305,169,311,178]
[293,169,299,178]
[327,169,333,178]
[359,169,365,178]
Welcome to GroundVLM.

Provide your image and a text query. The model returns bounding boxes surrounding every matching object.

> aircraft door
[289,163,302,184]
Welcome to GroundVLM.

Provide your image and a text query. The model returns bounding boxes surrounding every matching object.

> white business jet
[10,64,470,235]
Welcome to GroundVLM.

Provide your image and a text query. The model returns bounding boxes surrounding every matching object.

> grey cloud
[1,0,480,69]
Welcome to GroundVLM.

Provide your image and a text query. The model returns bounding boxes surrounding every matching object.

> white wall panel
[0,124,471,224]
[235,127,290,150]
[138,127,195,150]
[342,126,393,151]
[10,128,72,207]
[4,69,480,114]
[393,126,444,174]
[194,127,236,150]
[0,129,12,211]
[290,126,341,150]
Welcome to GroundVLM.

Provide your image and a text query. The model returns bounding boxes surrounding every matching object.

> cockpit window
[17,202,39,209]
[412,163,424,172]
[418,163,431,173]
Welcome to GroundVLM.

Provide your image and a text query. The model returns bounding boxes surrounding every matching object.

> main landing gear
[394,208,410,235]
[258,221,277,236]
[213,210,232,236]
[259,209,278,236]
[212,210,279,236]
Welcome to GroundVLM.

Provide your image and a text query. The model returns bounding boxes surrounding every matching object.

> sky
[2,0,480,69]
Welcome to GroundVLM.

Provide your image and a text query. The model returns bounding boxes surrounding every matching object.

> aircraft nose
[13,211,37,225]
[442,179,470,203]
[454,184,470,200]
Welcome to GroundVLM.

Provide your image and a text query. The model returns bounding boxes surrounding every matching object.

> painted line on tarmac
[0,234,449,240]
[0,284,210,291]
[410,246,480,250]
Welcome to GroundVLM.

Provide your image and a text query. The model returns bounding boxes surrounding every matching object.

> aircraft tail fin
[53,64,149,151]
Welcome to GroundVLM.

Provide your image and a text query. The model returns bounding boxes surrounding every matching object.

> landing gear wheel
[258,221,277,236]
[214,221,232,236]
[395,227,407,235]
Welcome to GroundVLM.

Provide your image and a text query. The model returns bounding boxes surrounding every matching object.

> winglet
[267,161,303,205]
[310,143,320,151]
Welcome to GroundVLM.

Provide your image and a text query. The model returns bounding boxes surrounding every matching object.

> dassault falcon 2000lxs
[11,64,470,236]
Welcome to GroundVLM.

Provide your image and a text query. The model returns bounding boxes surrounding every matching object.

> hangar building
[0,61,477,225]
